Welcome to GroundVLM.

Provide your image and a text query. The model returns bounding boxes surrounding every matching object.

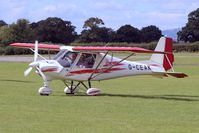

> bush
[4,46,14,55]
[13,48,26,55]
[4,46,33,55]
[190,42,199,52]
[0,47,5,55]
[173,42,199,52]
[147,42,157,50]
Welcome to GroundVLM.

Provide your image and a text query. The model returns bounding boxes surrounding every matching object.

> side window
[60,52,77,67]
[77,53,96,68]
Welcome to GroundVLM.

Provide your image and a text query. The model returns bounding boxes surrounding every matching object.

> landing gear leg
[63,80,101,96]
[64,81,81,94]
[38,81,52,96]
[88,80,91,88]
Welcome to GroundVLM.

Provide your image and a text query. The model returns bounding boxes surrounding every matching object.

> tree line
[0,7,199,48]
[0,17,162,47]
[177,8,199,42]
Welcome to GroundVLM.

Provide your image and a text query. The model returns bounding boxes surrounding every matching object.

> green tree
[115,25,141,43]
[33,17,77,44]
[141,25,162,43]
[0,19,34,46]
[0,20,7,27]
[79,17,114,42]
[0,26,15,46]
[178,8,199,42]
[79,27,114,42]
[11,19,35,42]
[83,17,104,29]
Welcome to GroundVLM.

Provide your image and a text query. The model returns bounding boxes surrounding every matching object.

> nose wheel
[38,81,52,96]
[38,86,52,96]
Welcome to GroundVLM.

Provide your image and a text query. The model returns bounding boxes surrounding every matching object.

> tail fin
[150,37,174,71]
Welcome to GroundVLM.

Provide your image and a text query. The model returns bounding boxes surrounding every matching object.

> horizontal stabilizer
[166,72,188,78]
[153,71,188,78]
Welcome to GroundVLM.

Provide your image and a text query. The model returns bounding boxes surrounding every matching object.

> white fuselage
[38,53,163,81]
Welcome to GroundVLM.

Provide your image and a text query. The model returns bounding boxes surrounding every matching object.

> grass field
[0,53,199,133]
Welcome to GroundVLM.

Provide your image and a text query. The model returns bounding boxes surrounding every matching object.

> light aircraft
[10,37,187,96]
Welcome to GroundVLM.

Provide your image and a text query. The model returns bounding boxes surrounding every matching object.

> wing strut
[88,51,109,81]
[89,52,135,80]
[29,48,47,61]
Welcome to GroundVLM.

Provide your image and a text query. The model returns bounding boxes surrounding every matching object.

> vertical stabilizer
[150,37,174,71]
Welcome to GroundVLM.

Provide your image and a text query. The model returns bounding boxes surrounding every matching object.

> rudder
[163,37,174,71]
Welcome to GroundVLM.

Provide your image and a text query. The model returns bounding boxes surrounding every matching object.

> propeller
[24,41,38,77]
[24,67,33,77]
[24,41,48,82]
[34,40,38,62]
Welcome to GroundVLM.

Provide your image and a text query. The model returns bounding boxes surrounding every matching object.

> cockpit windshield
[53,50,65,60]
[53,50,78,67]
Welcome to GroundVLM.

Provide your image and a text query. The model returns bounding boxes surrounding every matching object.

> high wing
[10,43,168,54]
[73,46,167,54]
[10,43,61,51]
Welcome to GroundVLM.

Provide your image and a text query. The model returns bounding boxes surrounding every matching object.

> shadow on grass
[0,79,35,83]
[53,91,199,102]
[101,93,199,102]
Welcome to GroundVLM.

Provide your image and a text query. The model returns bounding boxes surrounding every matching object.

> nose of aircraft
[27,60,59,76]
[29,62,39,68]
[38,61,59,73]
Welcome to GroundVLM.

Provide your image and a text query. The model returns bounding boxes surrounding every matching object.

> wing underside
[72,46,166,54]
[10,43,168,54]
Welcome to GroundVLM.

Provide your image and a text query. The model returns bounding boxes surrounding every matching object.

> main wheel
[86,88,101,96]
[40,93,49,96]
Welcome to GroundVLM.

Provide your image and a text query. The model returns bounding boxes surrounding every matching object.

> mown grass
[0,53,199,133]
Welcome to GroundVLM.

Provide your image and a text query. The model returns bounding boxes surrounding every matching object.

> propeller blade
[24,67,33,77]
[34,40,38,62]
[24,41,39,77]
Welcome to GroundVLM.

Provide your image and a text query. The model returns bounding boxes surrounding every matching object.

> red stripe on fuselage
[67,67,125,76]
[103,62,124,67]
[42,68,57,72]
[149,64,161,67]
